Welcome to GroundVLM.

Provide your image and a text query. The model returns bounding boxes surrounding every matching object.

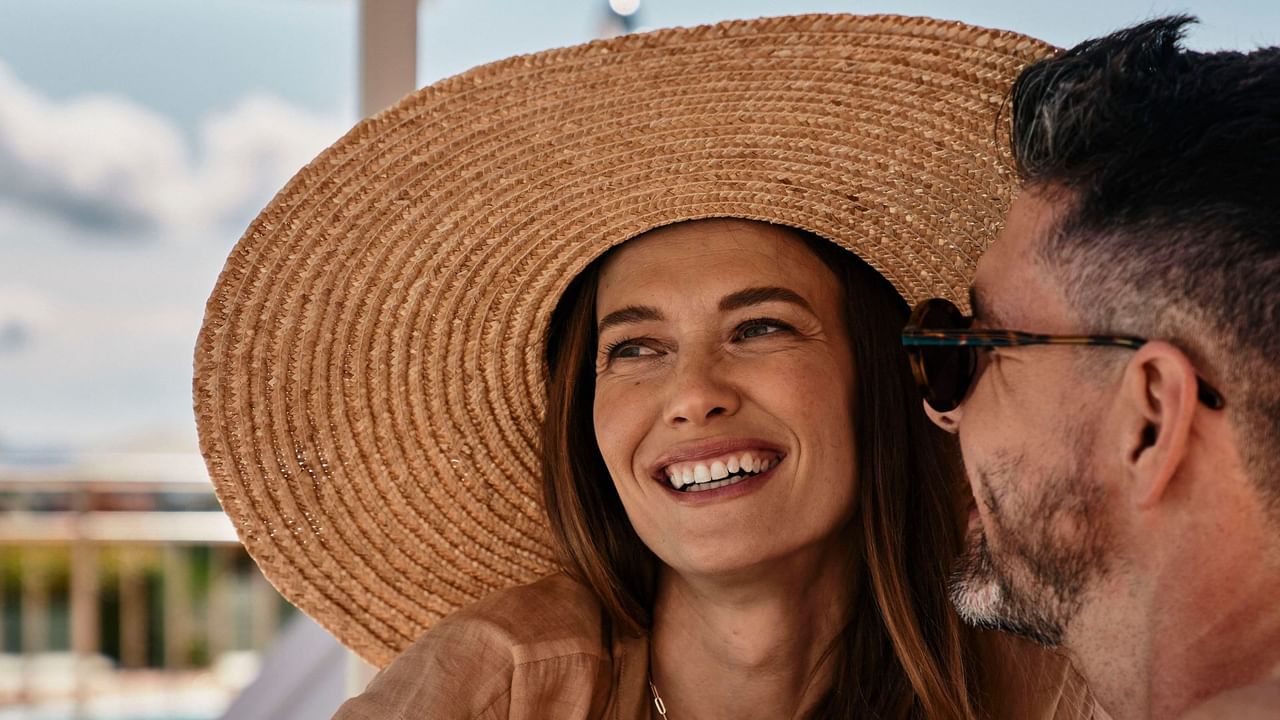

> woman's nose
[663,352,741,427]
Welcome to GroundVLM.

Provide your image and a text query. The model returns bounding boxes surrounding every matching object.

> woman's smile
[662,451,779,492]
[655,435,783,489]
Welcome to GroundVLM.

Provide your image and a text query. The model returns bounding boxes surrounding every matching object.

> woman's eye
[605,340,659,360]
[736,319,790,340]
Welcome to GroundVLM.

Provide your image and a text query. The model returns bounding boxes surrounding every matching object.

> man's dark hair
[1008,16,1280,515]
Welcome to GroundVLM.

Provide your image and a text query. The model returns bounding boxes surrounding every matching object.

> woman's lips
[648,438,786,481]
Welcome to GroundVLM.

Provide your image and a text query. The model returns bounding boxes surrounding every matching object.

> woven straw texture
[194,13,1055,667]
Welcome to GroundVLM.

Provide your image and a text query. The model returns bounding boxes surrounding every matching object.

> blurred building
[0,449,292,719]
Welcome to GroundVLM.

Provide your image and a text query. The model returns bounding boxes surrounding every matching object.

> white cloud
[193,95,351,228]
[0,63,350,448]
[0,285,56,353]
[0,61,346,238]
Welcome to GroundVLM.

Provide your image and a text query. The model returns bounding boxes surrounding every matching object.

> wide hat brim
[194,13,1055,667]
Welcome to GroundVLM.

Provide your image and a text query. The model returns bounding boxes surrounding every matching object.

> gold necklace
[648,640,669,718]
[648,678,669,718]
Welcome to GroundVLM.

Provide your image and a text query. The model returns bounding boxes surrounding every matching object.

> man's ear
[1116,341,1199,508]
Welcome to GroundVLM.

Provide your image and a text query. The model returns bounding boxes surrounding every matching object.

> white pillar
[249,568,279,653]
[163,546,193,668]
[118,548,149,668]
[207,546,233,658]
[20,548,49,655]
[70,541,99,717]
[359,0,419,117]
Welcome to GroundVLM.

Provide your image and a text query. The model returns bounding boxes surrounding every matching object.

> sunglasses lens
[919,345,974,412]
[907,300,974,412]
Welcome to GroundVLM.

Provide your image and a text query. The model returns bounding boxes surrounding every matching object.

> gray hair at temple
[1007,15,1280,517]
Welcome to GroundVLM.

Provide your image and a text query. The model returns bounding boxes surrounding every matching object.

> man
[903,16,1280,720]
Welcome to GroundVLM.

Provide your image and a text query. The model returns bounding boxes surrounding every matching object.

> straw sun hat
[194,13,1054,667]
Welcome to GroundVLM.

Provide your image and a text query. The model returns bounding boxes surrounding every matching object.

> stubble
[948,430,1111,647]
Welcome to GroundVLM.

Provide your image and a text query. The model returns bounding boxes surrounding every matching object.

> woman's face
[593,219,858,577]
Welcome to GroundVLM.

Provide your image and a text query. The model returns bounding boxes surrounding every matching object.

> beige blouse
[332,573,1096,720]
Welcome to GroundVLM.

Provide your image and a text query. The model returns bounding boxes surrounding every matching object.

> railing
[0,463,292,717]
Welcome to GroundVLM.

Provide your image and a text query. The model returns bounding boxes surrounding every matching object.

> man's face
[925,190,1117,646]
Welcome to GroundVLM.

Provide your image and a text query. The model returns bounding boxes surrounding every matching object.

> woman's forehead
[602,219,821,276]
[595,219,842,314]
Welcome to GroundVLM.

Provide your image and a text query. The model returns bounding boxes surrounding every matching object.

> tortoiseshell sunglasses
[901,298,1226,413]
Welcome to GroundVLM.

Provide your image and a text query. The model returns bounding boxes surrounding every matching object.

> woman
[194,14,1091,719]
[541,218,983,717]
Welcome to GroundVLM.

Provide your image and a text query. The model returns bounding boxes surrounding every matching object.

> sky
[0,0,1276,456]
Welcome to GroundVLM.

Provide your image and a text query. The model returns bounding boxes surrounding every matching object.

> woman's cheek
[593,378,648,476]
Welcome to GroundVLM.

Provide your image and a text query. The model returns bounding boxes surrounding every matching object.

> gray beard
[947,441,1110,648]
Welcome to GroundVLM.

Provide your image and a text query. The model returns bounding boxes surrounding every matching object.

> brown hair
[541,224,982,718]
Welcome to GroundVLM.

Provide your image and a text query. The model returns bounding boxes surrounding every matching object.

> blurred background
[0,1,1274,718]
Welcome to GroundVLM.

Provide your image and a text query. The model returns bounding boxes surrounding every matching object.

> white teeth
[710,461,728,480]
[688,477,736,492]
[663,452,783,491]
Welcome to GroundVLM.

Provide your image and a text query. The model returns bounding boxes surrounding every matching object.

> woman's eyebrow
[598,305,663,335]
[719,286,813,314]
[597,286,811,335]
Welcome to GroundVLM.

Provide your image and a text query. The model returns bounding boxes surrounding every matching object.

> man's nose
[663,351,741,427]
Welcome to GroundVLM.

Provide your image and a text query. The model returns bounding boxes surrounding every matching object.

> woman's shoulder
[441,571,613,649]
[331,572,636,720]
